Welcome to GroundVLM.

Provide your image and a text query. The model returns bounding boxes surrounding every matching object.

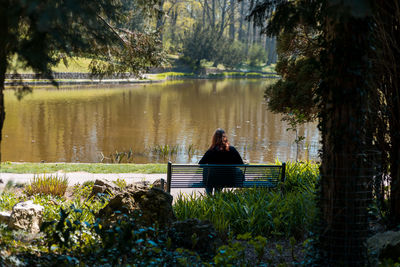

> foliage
[40,206,205,266]
[174,161,319,238]
[262,2,321,125]
[24,174,68,197]
[0,191,23,211]
[1,176,309,265]
[180,24,247,71]
[248,44,268,67]
[216,41,246,69]
[41,206,101,254]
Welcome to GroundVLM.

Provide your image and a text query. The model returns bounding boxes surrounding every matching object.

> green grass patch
[0,162,166,174]
[153,72,195,80]
[8,56,93,74]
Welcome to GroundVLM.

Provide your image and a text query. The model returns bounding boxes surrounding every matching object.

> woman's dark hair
[209,128,230,151]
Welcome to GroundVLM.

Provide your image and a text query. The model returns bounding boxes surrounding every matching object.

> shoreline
[4,71,279,87]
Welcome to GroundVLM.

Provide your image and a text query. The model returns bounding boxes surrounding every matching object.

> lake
[2,79,320,163]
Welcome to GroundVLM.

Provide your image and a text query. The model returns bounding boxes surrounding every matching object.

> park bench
[166,161,286,193]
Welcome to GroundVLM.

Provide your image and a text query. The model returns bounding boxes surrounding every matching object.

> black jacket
[199,146,243,165]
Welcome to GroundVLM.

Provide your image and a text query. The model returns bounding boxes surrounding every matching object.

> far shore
[4,70,279,87]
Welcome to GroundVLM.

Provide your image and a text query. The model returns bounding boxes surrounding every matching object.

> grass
[173,161,319,238]
[24,174,68,197]
[0,162,166,174]
[153,72,195,80]
[8,56,93,74]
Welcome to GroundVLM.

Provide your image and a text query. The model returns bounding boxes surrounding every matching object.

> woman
[199,128,244,194]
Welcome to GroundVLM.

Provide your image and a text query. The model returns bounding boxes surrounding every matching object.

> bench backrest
[166,162,286,193]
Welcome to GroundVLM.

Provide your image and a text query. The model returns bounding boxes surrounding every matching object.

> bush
[248,44,268,67]
[24,174,68,197]
[180,23,247,71]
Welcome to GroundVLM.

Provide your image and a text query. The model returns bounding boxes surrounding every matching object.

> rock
[96,191,137,226]
[152,179,166,191]
[0,211,11,224]
[8,201,44,234]
[130,180,150,188]
[168,218,223,257]
[367,230,400,265]
[88,179,120,199]
[97,186,176,228]
[129,186,175,228]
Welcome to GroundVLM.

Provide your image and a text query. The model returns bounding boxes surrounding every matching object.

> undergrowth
[174,161,319,238]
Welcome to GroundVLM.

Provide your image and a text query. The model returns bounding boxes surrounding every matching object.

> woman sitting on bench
[199,128,244,194]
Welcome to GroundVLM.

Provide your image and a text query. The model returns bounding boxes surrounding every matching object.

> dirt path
[0,172,204,197]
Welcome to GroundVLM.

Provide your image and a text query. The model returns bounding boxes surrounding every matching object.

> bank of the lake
[4,71,279,87]
[0,162,166,174]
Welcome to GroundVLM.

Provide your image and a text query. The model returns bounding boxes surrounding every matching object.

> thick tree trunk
[318,3,372,265]
[373,0,400,227]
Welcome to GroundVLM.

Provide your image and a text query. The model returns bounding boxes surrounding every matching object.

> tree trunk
[0,4,8,164]
[229,0,235,40]
[318,2,372,265]
[267,37,277,65]
[211,0,216,28]
[170,8,178,46]
[219,0,227,36]
[245,19,251,55]
[156,0,165,43]
[238,0,244,41]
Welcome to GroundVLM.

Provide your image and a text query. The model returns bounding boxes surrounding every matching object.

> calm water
[2,79,320,163]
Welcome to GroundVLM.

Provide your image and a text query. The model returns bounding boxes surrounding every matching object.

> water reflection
[3,80,320,163]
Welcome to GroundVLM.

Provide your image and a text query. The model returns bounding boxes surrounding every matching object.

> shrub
[24,174,68,197]
[248,44,268,67]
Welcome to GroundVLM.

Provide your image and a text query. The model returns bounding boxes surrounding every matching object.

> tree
[0,0,164,162]
[247,0,375,265]
[180,23,246,70]
[372,0,400,226]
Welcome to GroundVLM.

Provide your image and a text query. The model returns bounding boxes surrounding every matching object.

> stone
[96,186,176,228]
[168,218,223,257]
[152,179,166,191]
[128,186,176,228]
[367,230,400,265]
[8,201,44,234]
[0,211,11,224]
[88,179,120,199]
